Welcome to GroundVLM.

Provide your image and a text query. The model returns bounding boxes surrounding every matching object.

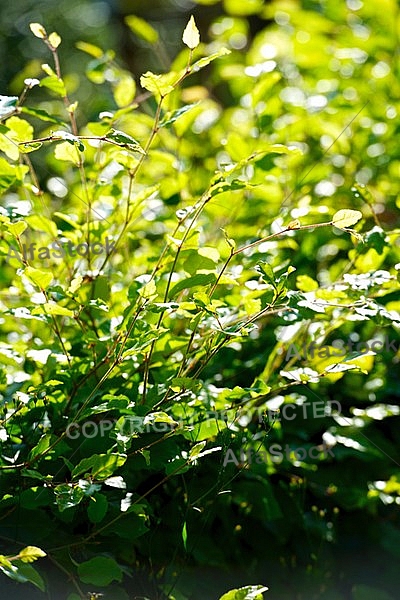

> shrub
[0,5,399,599]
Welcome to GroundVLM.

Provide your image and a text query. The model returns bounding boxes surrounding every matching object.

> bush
[0,3,399,599]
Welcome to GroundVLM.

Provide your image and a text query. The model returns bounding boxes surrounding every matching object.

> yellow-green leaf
[19,141,43,153]
[43,303,74,317]
[0,116,33,161]
[191,47,231,72]
[345,353,375,374]
[41,63,55,77]
[48,32,61,49]
[40,64,66,96]
[54,141,82,165]
[125,15,159,44]
[76,41,104,58]
[0,134,18,160]
[25,215,58,237]
[30,23,47,39]
[332,209,362,229]
[6,221,27,238]
[68,276,83,295]
[189,441,206,460]
[114,73,136,107]
[24,267,53,290]
[182,15,200,50]
[140,71,178,97]
[296,274,319,292]
[0,555,13,569]
[19,546,46,564]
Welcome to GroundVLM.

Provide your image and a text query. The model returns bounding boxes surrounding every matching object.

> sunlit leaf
[159,103,199,128]
[18,547,46,564]
[21,106,65,125]
[48,32,61,49]
[125,15,159,44]
[76,40,103,57]
[114,73,136,107]
[6,221,27,237]
[219,585,269,599]
[140,70,178,97]
[24,267,53,290]
[54,141,82,165]
[182,15,200,50]
[105,129,145,154]
[332,209,363,229]
[192,47,231,72]
[29,23,47,39]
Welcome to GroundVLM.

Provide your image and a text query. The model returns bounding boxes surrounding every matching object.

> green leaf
[182,15,200,50]
[42,303,74,317]
[54,484,85,511]
[54,141,82,165]
[0,95,18,118]
[0,116,33,160]
[105,129,145,154]
[182,521,188,549]
[255,262,276,288]
[191,419,226,442]
[78,556,123,586]
[72,453,127,480]
[183,248,219,275]
[6,220,27,237]
[21,469,53,482]
[191,47,231,72]
[140,71,178,97]
[125,15,159,44]
[114,73,136,107]
[19,141,43,153]
[40,65,66,96]
[87,493,108,523]
[76,40,104,57]
[209,178,249,197]
[296,274,319,292]
[40,75,66,96]
[159,103,199,128]
[332,209,363,229]
[1,561,46,591]
[189,441,206,460]
[219,585,269,600]
[21,106,66,125]
[24,267,53,290]
[168,273,216,298]
[25,214,58,237]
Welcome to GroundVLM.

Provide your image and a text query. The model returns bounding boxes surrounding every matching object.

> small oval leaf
[332,209,362,229]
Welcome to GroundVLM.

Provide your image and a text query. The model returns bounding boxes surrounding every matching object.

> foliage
[0,1,399,599]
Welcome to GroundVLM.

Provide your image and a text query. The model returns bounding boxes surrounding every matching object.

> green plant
[0,3,400,599]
